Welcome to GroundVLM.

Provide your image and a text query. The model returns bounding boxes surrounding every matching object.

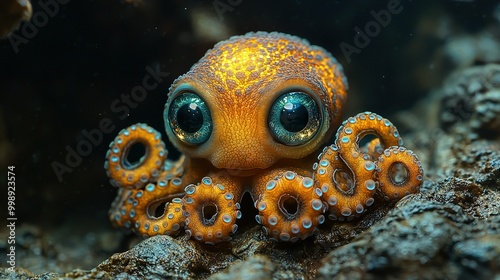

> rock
[451,235,500,279]
[440,64,500,137]
[88,235,206,279]
[209,255,275,280]
[317,197,500,279]
[317,200,464,279]
[0,269,61,280]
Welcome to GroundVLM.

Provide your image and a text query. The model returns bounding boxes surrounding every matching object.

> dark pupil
[177,103,203,133]
[280,102,308,132]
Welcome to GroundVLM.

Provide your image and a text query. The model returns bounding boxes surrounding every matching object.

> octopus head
[164,32,348,173]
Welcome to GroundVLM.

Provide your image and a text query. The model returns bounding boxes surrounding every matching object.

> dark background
[1,0,497,241]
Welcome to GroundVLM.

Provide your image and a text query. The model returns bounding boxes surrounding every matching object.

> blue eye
[166,92,212,145]
[268,92,321,146]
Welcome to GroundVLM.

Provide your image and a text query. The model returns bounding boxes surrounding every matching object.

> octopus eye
[268,92,321,146]
[166,92,212,145]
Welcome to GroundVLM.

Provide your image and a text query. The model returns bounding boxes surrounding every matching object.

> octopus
[105,31,424,244]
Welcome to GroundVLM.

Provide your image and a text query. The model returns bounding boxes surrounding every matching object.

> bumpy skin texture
[167,32,347,169]
[105,32,423,244]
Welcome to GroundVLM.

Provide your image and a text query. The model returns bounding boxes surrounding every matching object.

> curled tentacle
[255,171,325,242]
[182,176,242,245]
[314,145,375,221]
[109,177,186,237]
[314,112,403,221]
[375,146,424,199]
[105,123,166,189]
[105,123,188,237]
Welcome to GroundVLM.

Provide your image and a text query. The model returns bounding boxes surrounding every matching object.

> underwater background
[1,0,500,278]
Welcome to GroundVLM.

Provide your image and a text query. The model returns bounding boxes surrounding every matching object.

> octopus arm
[314,112,424,221]
[252,169,326,242]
